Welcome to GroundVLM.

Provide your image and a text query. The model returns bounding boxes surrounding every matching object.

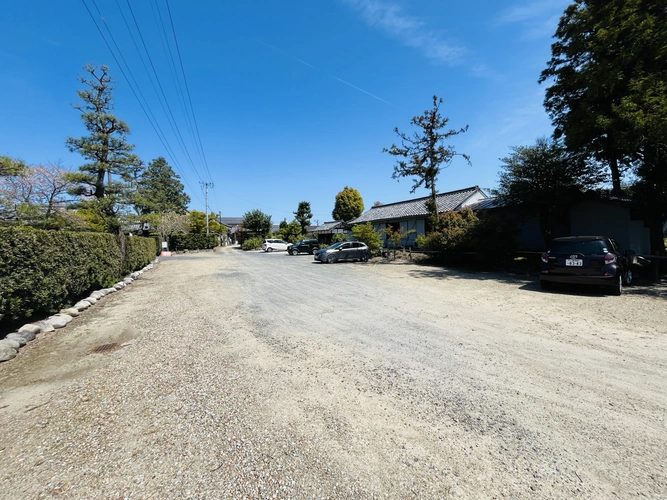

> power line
[81,0,205,206]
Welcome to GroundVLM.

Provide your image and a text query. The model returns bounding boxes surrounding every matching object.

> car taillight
[604,253,616,264]
[541,252,549,263]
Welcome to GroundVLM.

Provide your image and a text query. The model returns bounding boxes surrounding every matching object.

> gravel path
[0,249,665,499]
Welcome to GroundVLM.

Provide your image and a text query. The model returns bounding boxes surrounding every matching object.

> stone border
[0,258,160,362]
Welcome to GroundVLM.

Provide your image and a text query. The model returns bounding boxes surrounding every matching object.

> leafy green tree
[294,201,312,235]
[351,223,382,251]
[135,157,190,215]
[332,186,364,222]
[65,64,138,232]
[494,137,601,244]
[242,209,272,237]
[331,233,349,243]
[280,220,302,243]
[189,210,223,235]
[540,0,667,252]
[416,208,480,254]
[383,95,470,223]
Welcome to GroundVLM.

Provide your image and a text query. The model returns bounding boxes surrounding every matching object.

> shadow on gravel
[408,263,667,299]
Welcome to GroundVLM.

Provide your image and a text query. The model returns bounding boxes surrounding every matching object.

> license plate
[566,259,583,266]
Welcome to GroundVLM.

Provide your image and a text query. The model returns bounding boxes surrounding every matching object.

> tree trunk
[95,169,106,199]
[609,157,622,194]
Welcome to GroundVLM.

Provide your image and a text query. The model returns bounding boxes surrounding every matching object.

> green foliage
[351,223,382,251]
[416,208,479,253]
[241,237,263,251]
[242,209,272,237]
[168,233,218,251]
[383,95,470,221]
[0,156,28,177]
[0,226,155,325]
[332,186,364,222]
[188,210,223,234]
[382,226,416,249]
[279,220,302,243]
[122,235,157,275]
[331,233,349,243]
[135,157,190,215]
[494,137,602,243]
[294,201,312,234]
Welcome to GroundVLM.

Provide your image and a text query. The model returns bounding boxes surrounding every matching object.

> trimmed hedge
[168,234,218,251]
[0,227,156,325]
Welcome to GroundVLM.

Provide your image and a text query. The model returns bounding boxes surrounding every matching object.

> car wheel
[361,252,369,262]
[289,249,296,255]
[624,269,633,286]
[326,254,337,264]
[267,247,273,252]
[611,276,622,296]
[540,279,551,291]
[310,248,317,255]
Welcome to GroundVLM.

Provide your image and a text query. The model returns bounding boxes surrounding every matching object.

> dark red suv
[540,236,634,295]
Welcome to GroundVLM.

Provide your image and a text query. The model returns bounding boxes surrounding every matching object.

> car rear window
[549,240,608,255]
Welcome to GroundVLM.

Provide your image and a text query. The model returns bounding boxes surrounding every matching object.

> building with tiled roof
[350,186,488,247]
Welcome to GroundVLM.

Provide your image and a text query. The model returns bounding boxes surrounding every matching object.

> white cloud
[342,0,464,64]
[496,0,569,40]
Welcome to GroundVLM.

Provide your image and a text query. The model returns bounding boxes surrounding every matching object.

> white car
[261,239,290,252]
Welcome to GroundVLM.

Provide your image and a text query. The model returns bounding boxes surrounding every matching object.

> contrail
[258,40,403,110]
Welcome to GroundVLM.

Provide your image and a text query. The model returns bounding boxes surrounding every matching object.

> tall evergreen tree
[65,65,137,231]
[332,186,364,222]
[293,201,312,235]
[136,157,190,215]
[540,0,667,253]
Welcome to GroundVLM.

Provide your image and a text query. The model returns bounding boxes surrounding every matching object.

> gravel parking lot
[0,248,665,499]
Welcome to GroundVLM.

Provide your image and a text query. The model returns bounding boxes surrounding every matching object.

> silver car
[314,241,370,263]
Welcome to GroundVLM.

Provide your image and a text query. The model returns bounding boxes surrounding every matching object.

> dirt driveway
[0,249,665,498]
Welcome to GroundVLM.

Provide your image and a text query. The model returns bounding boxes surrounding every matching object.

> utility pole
[201,182,214,234]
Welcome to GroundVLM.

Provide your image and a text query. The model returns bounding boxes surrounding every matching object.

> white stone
[53,314,73,324]
[85,297,97,305]
[37,321,55,333]
[46,316,68,329]
[6,333,28,345]
[123,278,134,284]
[0,338,22,349]
[102,288,116,294]
[90,291,104,299]
[74,301,91,311]
[13,330,35,341]
[0,345,17,362]
[61,308,80,317]
[18,324,42,335]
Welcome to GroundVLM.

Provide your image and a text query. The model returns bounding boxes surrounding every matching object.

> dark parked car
[314,241,370,263]
[540,236,634,295]
[288,239,320,255]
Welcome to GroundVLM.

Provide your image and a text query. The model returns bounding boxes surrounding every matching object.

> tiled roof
[219,217,244,226]
[313,221,344,232]
[352,186,486,224]
[467,197,501,211]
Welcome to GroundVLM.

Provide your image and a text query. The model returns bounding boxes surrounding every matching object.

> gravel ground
[0,248,665,499]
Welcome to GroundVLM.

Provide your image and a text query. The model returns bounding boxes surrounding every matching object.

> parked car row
[259,239,370,264]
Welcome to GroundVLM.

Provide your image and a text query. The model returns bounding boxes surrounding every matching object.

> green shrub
[122,235,158,275]
[242,237,263,251]
[331,233,349,243]
[0,227,156,326]
[351,223,382,250]
[168,233,218,251]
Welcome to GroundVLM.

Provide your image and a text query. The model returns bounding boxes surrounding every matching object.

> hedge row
[168,234,218,251]
[0,227,156,325]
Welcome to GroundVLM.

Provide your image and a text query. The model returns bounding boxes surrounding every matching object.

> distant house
[312,221,347,244]
[219,217,244,244]
[351,186,488,247]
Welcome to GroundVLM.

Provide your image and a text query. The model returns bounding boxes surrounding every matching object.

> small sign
[161,241,168,249]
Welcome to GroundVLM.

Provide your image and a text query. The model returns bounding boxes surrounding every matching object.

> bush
[351,223,382,250]
[168,233,218,251]
[416,208,479,253]
[122,235,158,275]
[242,237,263,251]
[331,233,349,243]
[0,227,156,326]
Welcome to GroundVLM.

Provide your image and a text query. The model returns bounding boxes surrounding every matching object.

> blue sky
[0,0,570,225]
